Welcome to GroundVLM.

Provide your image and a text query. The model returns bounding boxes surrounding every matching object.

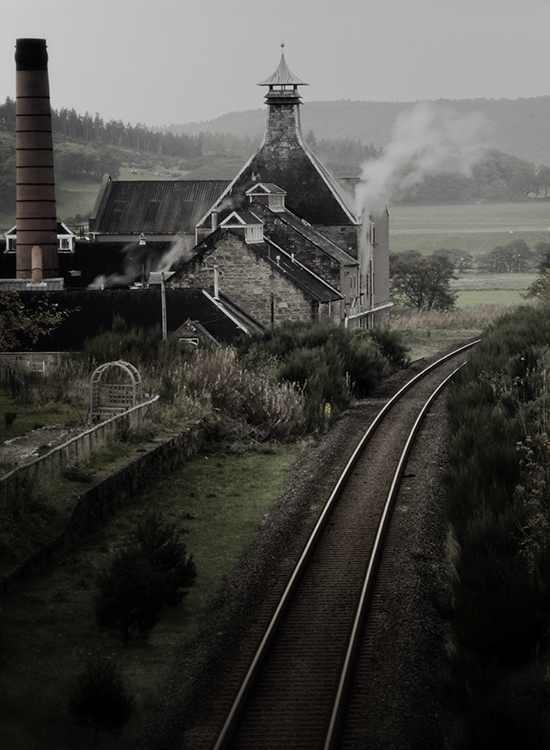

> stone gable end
[170,233,315,326]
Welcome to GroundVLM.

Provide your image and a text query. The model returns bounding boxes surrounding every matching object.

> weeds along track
[201,343,477,750]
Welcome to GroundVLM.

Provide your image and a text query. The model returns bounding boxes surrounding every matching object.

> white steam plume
[355,102,487,214]
[88,236,193,289]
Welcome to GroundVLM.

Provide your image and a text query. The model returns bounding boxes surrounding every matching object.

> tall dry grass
[174,348,304,441]
[389,303,535,332]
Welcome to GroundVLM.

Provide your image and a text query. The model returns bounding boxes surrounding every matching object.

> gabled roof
[176,227,341,305]
[246,183,287,197]
[4,221,76,238]
[89,179,230,235]
[219,209,263,228]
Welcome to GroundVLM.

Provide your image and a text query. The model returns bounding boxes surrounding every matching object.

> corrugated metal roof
[91,180,230,236]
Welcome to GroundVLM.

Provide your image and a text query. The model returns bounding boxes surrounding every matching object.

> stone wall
[172,233,315,326]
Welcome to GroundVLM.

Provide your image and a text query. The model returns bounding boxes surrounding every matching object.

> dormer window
[245,224,263,243]
[245,183,286,212]
[4,221,76,253]
[219,210,264,244]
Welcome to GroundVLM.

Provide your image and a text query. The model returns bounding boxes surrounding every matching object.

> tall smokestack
[15,38,58,279]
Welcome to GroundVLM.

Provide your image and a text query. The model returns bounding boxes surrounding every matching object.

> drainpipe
[161,272,167,340]
[213,265,219,299]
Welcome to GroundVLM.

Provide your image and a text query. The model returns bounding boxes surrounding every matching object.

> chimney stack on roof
[15,38,58,279]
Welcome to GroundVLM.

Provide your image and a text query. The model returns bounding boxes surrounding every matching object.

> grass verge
[0,439,309,749]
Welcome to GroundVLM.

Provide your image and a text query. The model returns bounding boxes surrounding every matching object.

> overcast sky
[1,0,549,129]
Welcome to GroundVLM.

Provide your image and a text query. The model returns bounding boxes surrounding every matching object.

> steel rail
[212,340,478,750]
[323,365,461,749]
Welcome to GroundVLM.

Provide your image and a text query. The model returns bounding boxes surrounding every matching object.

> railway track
[204,342,477,750]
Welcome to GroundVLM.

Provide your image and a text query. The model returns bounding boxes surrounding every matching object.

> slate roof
[248,200,357,267]
[201,145,359,230]
[89,179,230,236]
[256,239,342,304]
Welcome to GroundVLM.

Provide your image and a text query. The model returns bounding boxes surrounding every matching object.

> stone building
[86,46,391,330]
[193,45,391,327]
[169,202,343,327]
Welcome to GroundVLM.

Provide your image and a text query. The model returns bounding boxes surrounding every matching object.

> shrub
[68,655,136,744]
[236,320,406,431]
[3,411,17,432]
[129,512,196,606]
[96,547,166,644]
[95,512,196,643]
[444,305,550,746]
[62,463,95,483]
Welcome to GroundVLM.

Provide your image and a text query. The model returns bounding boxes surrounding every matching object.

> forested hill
[166,97,550,167]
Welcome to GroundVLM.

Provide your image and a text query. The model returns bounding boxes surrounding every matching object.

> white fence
[0,394,160,505]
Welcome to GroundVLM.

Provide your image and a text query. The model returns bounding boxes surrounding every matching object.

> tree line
[390,240,550,310]
[392,149,550,204]
[2,95,550,205]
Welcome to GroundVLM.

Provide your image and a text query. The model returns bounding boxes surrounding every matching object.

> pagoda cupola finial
[258,44,308,103]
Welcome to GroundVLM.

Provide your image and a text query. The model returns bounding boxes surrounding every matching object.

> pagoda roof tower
[200,47,358,236]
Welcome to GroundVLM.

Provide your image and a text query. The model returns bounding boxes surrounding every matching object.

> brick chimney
[15,38,58,279]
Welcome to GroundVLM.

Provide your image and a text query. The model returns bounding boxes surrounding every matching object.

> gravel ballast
[136,354,459,750]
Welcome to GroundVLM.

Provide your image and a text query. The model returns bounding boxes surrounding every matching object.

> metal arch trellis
[90,360,144,421]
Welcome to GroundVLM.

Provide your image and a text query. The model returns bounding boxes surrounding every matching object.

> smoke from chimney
[355,102,487,216]
[15,38,58,279]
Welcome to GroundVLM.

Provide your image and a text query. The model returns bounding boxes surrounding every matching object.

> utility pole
[161,272,167,340]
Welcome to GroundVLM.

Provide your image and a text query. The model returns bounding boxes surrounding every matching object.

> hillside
[166,97,550,167]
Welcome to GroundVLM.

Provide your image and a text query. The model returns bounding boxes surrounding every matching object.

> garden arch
[90,360,143,421]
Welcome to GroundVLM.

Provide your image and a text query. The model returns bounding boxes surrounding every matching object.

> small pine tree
[95,513,196,643]
[130,512,197,606]
[68,655,135,745]
[95,548,166,644]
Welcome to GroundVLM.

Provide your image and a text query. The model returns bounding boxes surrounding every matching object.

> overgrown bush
[236,321,407,432]
[444,305,550,747]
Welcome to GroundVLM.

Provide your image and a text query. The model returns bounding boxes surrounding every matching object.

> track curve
[210,342,477,750]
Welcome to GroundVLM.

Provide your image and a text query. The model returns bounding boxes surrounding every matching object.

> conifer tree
[68,655,135,744]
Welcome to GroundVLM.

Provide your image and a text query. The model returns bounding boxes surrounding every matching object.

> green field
[389,201,550,255]
[451,272,536,307]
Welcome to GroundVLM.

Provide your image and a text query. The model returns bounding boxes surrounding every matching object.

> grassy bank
[0,440,307,749]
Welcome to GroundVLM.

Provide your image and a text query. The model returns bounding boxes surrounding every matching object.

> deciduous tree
[0,291,70,351]
[390,250,457,310]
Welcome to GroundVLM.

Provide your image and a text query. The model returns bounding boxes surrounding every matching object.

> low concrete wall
[0,419,207,590]
[0,395,160,505]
